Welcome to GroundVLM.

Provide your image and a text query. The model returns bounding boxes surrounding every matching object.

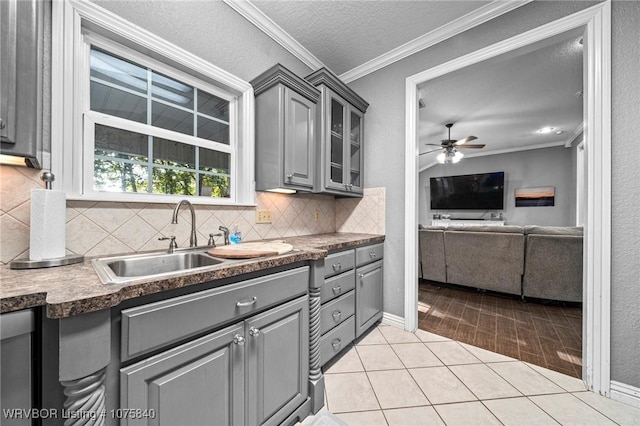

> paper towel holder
[9,172,84,270]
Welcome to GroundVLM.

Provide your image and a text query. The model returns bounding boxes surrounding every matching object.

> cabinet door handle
[287,174,293,181]
[0,119,5,130]
[332,263,342,272]
[332,310,342,322]
[331,338,342,351]
[359,273,365,284]
[331,285,342,295]
[233,334,245,345]
[369,251,376,259]
[249,326,261,337]
[236,296,257,307]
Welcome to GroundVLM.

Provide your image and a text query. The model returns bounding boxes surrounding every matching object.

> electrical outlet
[314,211,319,222]
[256,209,272,224]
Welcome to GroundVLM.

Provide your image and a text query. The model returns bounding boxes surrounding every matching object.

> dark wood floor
[418,280,583,378]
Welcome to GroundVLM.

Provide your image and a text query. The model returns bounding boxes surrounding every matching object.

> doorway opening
[404,2,611,394]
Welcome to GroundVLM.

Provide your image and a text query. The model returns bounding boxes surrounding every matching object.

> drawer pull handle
[233,334,245,345]
[332,263,342,272]
[359,273,365,279]
[236,296,257,307]
[332,310,342,322]
[332,285,342,295]
[249,326,261,337]
[369,251,376,258]
[331,338,342,351]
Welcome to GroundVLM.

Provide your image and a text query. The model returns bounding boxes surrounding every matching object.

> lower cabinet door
[246,296,309,426]
[356,260,384,337]
[120,323,245,426]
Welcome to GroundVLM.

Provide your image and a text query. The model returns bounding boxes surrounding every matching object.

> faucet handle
[219,226,230,245]
[208,233,223,247]
[158,236,178,253]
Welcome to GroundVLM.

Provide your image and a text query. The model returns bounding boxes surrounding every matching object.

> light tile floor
[307,324,640,426]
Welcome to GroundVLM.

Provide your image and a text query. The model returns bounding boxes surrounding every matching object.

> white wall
[418,146,576,226]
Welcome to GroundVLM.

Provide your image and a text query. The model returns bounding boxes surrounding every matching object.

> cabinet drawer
[324,250,355,278]
[320,316,355,366]
[121,266,309,361]
[320,269,355,303]
[356,243,384,267]
[320,291,355,334]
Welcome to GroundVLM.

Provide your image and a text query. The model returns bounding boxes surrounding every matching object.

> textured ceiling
[418,27,584,167]
[250,0,491,74]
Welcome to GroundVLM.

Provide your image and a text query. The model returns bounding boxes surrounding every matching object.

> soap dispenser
[230,224,242,244]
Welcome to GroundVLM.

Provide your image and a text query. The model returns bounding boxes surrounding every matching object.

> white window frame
[51,0,255,205]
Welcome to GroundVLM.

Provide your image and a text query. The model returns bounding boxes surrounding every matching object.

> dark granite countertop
[0,233,384,319]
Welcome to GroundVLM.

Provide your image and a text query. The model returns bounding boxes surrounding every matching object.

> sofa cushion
[524,225,583,236]
[419,229,446,282]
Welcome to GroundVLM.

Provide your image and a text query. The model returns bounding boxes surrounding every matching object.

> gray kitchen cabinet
[355,244,384,338]
[0,0,46,167]
[120,267,310,426]
[1,309,35,426]
[305,68,368,197]
[252,64,320,192]
[120,324,245,426]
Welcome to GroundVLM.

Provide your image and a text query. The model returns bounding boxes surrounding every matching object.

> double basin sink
[92,249,231,284]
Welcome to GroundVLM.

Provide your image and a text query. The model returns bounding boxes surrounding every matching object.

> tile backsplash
[0,165,385,264]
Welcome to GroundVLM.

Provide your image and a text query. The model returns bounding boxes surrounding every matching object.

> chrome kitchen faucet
[172,200,198,247]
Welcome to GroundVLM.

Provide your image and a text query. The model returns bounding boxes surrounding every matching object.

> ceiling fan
[421,123,485,163]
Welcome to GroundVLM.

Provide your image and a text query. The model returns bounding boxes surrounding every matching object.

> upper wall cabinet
[0,0,46,168]
[252,65,320,193]
[306,68,369,197]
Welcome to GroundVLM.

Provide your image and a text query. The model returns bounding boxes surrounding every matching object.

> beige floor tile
[459,342,517,363]
[425,341,481,365]
[483,397,560,426]
[449,364,521,400]
[573,391,640,425]
[357,326,388,345]
[356,344,405,371]
[324,372,380,413]
[391,343,443,368]
[529,393,618,425]
[384,406,445,426]
[378,324,421,343]
[526,362,587,392]
[487,361,565,395]
[434,401,502,426]
[409,367,477,405]
[325,345,364,374]
[367,369,430,409]
[335,410,388,425]
[414,329,451,343]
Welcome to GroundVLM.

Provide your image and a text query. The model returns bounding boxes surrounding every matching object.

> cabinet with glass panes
[305,68,368,197]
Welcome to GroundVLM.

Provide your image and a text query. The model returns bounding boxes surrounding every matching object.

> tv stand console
[431,219,505,227]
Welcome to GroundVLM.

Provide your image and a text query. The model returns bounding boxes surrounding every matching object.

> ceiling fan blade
[454,136,478,145]
[424,143,444,147]
[419,148,444,155]
[457,144,485,149]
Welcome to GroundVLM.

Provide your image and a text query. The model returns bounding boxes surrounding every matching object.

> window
[52,1,254,204]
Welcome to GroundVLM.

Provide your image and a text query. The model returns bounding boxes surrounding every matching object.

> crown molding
[340,0,534,83]
[250,64,320,102]
[222,0,325,71]
[565,122,584,147]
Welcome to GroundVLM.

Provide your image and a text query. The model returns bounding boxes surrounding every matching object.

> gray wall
[610,0,640,390]
[418,146,575,226]
[91,0,313,82]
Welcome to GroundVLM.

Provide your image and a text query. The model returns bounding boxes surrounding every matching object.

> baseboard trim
[610,381,640,409]
[381,312,405,329]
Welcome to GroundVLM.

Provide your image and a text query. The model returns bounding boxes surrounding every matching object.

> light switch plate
[256,209,272,224]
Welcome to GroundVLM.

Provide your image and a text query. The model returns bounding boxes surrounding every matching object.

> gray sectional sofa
[419,225,583,302]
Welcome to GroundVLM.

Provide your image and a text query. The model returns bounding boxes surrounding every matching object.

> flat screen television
[430,171,504,210]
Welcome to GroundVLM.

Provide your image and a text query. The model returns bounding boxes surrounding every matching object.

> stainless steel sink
[92,250,228,284]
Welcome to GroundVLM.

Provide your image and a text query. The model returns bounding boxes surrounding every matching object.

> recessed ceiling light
[536,127,555,134]
[555,130,563,135]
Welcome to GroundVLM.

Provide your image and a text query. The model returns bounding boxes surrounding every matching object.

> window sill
[65,193,257,207]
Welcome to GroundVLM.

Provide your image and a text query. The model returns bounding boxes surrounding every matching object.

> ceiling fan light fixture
[453,150,464,163]
[436,152,446,164]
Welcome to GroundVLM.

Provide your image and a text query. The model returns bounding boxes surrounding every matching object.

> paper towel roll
[29,189,66,261]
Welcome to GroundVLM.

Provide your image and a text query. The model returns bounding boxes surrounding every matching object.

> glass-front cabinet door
[348,109,364,194]
[325,89,364,194]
